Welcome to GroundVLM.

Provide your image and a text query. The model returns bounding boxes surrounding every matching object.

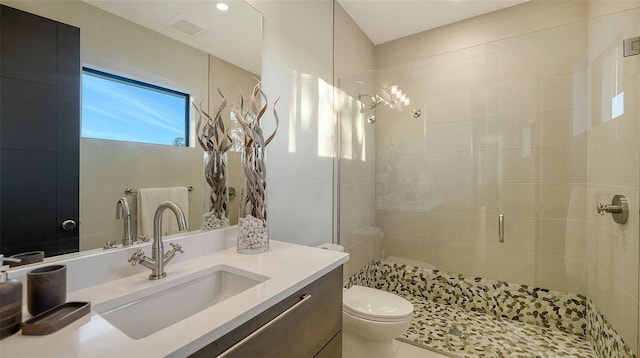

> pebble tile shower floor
[398,296,596,358]
[344,260,619,358]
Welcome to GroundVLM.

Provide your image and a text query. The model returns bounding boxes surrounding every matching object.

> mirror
[0,0,262,259]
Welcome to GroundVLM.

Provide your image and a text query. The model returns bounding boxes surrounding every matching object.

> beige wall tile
[540,110,581,147]
[427,121,474,153]
[499,113,540,150]
[495,216,536,251]
[589,224,639,297]
[539,183,587,220]
[471,213,498,247]
[425,91,473,123]
[498,0,587,40]
[339,210,375,248]
[608,282,639,352]
[376,154,426,184]
[612,236,639,300]
[498,80,539,117]
[429,151,497,184]
[615,74,640,136]
[376,182,429,210]
[538,144,588,183]
[376,209,427,240]
[428,182,498,214]
[499,149,537,183]
[536,219,587,257]
[381,235,428,262]
[588,0,640,19]
[498,183,537,217]
[493,248,536,286]
[498,21,587,83]
[588,132,640,187]
[427,212,470,244]
[473,118,500,151]
[375,106,426,155]
[423,55,492,96]
[541,72,588,113]
[344,238,381,280]
[535,253,587,294]
[375,12,498,68]
[427,242,492,278]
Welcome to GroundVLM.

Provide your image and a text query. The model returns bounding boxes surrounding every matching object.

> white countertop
[1,240,348,357]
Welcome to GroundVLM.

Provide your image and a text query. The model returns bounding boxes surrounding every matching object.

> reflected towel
[137,187,189,239]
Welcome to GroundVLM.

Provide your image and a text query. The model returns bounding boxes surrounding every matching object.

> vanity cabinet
[192,266,343,358]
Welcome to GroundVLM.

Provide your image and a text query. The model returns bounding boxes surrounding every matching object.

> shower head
[370,95,384,109]
[358,93,385,112]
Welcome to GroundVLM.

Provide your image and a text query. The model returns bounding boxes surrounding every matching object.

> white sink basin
[94,265,268,339]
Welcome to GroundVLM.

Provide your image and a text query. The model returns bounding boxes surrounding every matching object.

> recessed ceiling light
[216,3,229,11]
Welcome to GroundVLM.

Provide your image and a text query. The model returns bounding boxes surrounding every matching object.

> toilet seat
[343,285,413,322]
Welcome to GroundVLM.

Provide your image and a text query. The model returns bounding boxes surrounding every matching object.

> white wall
[248,0,335,247]
[334,3,377,279]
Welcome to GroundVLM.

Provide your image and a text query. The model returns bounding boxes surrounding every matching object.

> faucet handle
[169,242,184,254]
[128,249,145,266]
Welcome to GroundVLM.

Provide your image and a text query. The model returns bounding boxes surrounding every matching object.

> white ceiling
[338,0,529,45]
[83,0,529,73]
[85,0,262,74]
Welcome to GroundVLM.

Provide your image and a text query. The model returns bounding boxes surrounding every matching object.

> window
[81,67,189,146]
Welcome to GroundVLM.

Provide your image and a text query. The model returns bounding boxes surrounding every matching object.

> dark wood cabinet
[0,5,80,256]
[192,266,343,358]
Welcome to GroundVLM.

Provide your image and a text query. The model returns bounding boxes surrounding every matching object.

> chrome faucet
[116,197,133,246]
[128,201,187,280]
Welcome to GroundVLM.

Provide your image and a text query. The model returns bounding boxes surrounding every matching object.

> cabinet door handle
[217,294,312,357]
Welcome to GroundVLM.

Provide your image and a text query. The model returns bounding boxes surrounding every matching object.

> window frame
[81,67,190,147]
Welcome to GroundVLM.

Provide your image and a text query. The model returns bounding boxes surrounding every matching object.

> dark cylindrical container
[9,251,45,268]
[27,265,66,316]
[0,271,22,339]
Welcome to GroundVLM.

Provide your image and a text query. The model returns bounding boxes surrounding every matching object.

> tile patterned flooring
[397,297,597,358]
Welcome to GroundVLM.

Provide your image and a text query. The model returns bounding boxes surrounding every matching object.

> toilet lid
[343,285,413,322]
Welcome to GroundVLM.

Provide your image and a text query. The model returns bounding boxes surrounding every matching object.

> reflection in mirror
[0,0,262,261]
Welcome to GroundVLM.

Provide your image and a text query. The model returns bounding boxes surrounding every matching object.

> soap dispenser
[0,255,23,339]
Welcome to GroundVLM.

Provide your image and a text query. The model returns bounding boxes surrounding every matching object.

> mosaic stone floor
[399,296,597,358]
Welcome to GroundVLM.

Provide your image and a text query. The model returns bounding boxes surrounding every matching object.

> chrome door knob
[61,219,77,231]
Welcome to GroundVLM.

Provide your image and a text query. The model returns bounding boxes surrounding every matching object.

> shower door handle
[498,214,504,243]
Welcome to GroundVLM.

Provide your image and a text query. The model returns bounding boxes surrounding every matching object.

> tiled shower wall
[368,0,640,354]
[375,0,589,293]
[586,2,640,352]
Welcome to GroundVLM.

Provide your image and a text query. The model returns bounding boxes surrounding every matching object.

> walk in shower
[336,1,640,357]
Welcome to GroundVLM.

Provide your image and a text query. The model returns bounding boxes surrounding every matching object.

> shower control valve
[596,195,628,224]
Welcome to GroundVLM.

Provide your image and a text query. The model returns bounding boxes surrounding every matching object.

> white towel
[137,187,189,239]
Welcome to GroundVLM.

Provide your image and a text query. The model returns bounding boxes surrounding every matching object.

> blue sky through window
[81,69,188,146]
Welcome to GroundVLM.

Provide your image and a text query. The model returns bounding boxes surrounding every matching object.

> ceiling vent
[167,15,206,37]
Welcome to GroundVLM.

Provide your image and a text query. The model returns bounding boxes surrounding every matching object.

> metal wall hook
[596,194,628,224]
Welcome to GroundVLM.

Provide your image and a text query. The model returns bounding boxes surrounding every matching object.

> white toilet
[342,285,414,358]
[315,241,414,357]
